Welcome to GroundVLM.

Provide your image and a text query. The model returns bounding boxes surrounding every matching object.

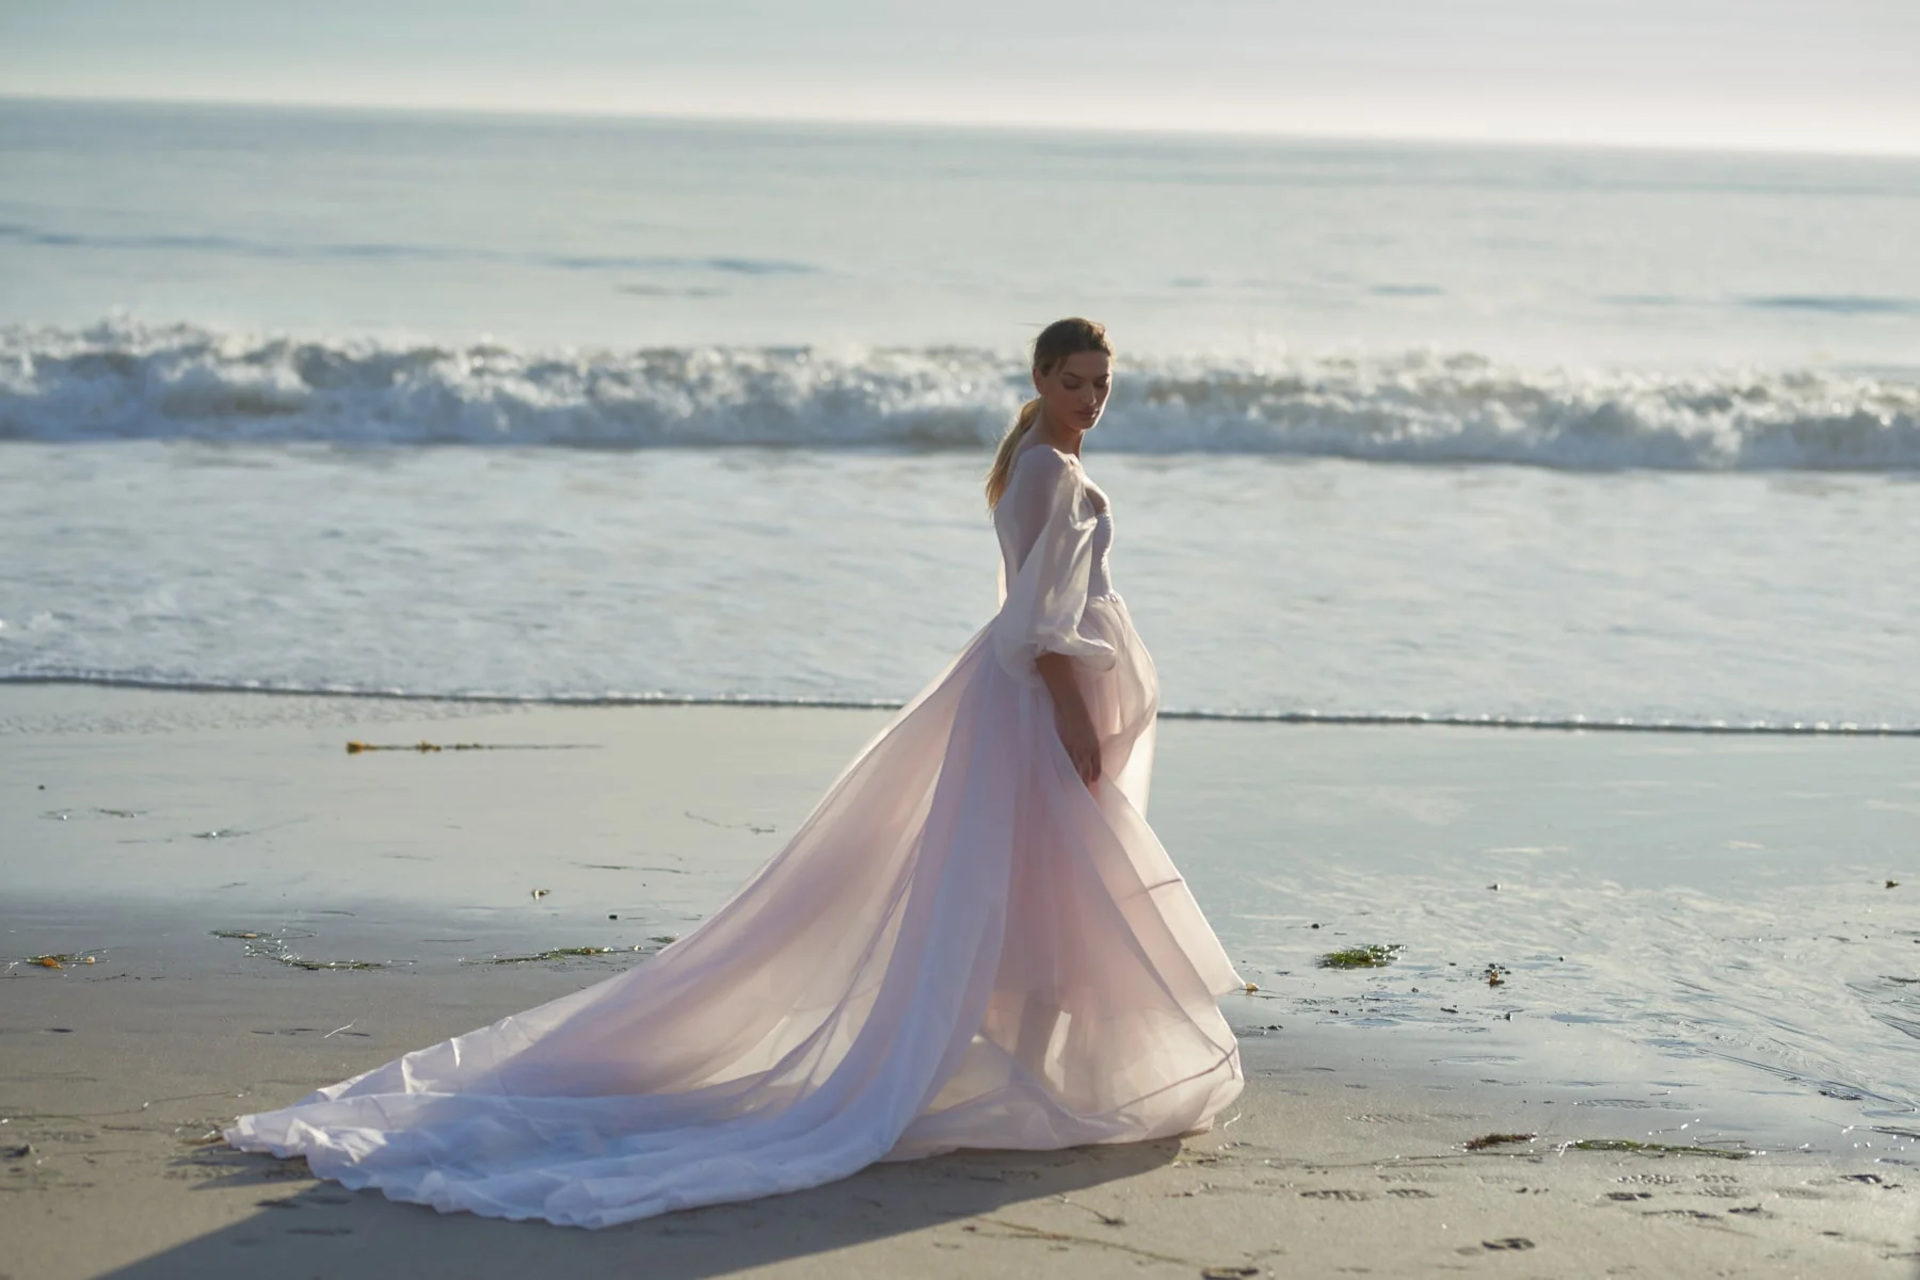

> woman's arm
[1036,652,1101,787]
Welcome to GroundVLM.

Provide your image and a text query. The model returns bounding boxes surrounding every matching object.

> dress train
[227,443,1245,1227]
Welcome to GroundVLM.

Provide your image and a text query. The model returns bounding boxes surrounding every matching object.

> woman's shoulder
[1009,442,1082,485]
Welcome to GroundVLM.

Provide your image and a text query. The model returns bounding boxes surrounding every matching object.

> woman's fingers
[1055,713,1101,787]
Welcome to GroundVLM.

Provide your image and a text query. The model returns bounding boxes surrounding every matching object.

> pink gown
[226,441,1246,1228]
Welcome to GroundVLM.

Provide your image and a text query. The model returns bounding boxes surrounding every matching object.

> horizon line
[6,90,1918,163]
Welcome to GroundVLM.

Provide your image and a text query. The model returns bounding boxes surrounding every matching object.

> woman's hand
[1054,703,1103,787]
[1036,653,1102,788]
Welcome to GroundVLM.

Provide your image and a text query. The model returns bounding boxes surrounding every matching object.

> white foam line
[5,675,1914,737]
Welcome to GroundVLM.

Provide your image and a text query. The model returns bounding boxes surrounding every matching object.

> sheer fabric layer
[226,443,1244,1228]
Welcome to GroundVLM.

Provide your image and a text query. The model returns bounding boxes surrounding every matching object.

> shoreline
[4,684,1916,1274]
[9,674,1918,736]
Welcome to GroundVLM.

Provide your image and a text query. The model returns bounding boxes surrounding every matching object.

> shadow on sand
[104,1139,1184,1280]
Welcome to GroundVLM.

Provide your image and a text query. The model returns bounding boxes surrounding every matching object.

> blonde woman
[228,318,1246,1227]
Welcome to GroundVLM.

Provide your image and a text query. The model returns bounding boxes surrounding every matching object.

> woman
[227,317,1246,1228]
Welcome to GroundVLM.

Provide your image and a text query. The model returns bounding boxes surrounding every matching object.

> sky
[2,0,1916,154]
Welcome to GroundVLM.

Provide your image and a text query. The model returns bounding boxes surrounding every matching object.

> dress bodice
[996,444,1116,595]
[989,442,1122,679]
[989,442,1125,678]
[1085,485,1115,601]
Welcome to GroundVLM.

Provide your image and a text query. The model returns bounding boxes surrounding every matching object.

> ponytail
[985,397,1043,508]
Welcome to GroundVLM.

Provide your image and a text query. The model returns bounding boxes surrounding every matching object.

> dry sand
[3,686,1916,1277]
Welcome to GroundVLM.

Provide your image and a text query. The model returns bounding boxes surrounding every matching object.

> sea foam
[3,320,1917,469]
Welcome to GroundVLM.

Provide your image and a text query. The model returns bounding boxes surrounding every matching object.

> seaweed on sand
[462,945,647,966]
[1465,1132,1538,1151]
[1560,1138,1752,1160]
[246,944,385,971]
[19,953,98,970]
[209,929,386,971]
[346,740,599,754]
[1467,1132,1752,1159]
[1316,944,1402,970]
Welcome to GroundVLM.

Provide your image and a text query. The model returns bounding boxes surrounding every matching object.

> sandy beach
[4,686,1916,1277]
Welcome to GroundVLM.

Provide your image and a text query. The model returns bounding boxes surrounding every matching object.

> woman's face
[1034,351,1112,433]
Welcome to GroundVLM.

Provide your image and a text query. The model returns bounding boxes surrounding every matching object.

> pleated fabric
[226,442,1245,1227]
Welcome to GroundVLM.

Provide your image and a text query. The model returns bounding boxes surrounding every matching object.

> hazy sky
[3,1,1916,153]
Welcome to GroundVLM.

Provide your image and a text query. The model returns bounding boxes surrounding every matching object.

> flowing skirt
[225,595,1245,1228]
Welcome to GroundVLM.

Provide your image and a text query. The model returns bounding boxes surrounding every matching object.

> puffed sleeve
[991,447,1118,681]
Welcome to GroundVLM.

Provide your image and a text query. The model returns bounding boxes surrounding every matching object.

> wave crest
[3,320,1917,469]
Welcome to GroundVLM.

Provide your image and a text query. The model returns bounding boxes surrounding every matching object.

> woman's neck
[1034,409,1084,457]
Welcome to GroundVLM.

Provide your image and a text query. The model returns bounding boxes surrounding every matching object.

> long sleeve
[991,447,1118,681]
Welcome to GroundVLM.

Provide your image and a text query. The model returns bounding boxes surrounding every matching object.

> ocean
[2,99,1917,1143]
[3,99,1917,729]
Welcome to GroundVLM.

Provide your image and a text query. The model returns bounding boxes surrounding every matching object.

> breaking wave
[3,319,1918,469]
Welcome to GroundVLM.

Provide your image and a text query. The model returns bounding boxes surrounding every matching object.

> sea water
[2,444,1916,729]
[2,99,1916,1144]
[3,101,1917,727]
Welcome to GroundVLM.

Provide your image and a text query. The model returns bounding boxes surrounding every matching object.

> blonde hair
[986,317,1113,508]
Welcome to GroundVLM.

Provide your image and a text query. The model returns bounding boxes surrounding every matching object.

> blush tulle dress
[226,442,1246,1228]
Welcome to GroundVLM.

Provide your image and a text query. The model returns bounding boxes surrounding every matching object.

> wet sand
[3,686,1916,1276]
[1,967,1912,1280]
